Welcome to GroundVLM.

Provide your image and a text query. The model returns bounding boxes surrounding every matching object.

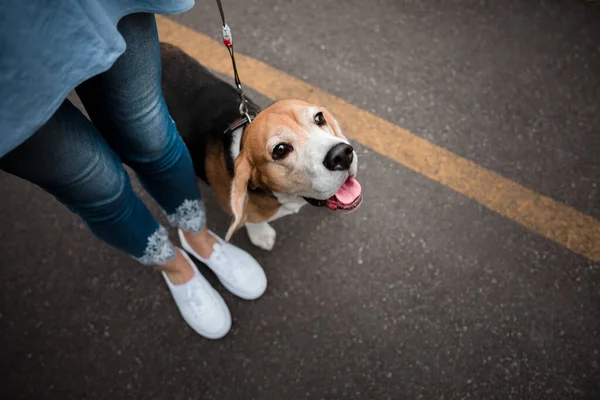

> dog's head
[226,99,362,240]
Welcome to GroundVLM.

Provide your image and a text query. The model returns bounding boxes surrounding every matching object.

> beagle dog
[160,43,362,250]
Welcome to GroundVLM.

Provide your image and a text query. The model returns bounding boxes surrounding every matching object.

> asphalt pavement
[1,1,599,399]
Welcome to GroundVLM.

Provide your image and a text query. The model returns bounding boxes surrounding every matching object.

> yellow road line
[157,16,600,262]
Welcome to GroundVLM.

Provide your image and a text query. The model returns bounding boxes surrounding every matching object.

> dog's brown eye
[272,143,293,160]
[314,111,326,126]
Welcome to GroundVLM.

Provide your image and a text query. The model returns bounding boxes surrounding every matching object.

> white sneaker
[161,250,231,339]
[178,229,267,300]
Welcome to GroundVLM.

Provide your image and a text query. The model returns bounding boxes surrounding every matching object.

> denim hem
[134,225,176,265]
[167,199,206,233]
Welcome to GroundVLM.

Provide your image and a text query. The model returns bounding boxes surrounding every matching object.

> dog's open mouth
[304,178,362,211]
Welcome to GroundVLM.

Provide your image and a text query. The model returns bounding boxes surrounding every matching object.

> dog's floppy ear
[225,154,253,241]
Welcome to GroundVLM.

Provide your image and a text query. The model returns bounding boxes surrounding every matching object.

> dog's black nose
[323,143,354,171]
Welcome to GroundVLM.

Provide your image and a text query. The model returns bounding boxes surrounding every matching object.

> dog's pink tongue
[334,178,362,204]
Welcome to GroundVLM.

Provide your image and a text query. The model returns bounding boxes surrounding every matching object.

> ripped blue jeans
[0,13,203,265]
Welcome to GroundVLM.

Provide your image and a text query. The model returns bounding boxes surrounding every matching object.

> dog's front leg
[245,197,306,251]
[245,222,276,251]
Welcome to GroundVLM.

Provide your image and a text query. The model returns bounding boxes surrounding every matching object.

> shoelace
[210,243,249,284]
[212,242,225,263]
[186,280,207,316]
[211,244,236,283]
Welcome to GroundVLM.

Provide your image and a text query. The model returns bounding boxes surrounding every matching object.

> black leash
[215,0,252,123]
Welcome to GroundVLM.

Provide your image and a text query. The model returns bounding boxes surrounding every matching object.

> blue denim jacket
[0,0,194,158]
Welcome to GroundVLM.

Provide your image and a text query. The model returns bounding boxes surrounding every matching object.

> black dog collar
[223,113,255,136]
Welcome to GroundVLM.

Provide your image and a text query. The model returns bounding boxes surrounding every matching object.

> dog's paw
[245,222,276,251]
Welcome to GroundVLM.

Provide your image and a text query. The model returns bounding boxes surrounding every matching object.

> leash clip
[238,92,252,122]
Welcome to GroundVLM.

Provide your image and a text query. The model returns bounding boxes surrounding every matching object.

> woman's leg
[0,99,231,338]
[76,13,267,300]
[75,13,215,255]
[0,100,174,265]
